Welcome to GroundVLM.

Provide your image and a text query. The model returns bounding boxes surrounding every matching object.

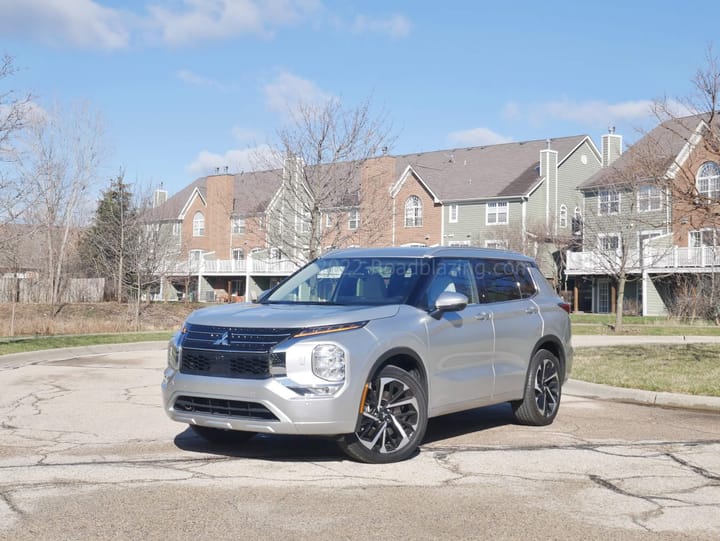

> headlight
[167,332,182,369]
[311,344,346,382]
[167,342,179,369]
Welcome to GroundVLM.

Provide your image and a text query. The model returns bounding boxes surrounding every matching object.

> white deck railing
[159,257,300,276]
[566,246,720,274]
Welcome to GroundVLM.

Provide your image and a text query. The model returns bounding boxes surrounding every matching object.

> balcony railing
[566,246,720,274]
[159,257,300,276]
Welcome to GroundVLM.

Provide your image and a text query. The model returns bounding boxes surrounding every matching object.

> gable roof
[579,113,716,190]
[394,135,589,202]
[145,169,282,222]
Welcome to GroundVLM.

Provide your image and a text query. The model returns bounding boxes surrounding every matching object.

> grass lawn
[572,343,720,397]
[0,332,173,356]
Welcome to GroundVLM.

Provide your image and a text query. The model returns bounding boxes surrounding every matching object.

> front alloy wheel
[339,365,427,464]
[512,349,562,426]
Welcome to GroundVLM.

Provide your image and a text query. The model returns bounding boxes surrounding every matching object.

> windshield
[263,257,428,305]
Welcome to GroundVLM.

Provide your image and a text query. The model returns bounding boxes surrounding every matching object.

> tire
[189,424,255,444]
[338,365,428,464]
[512,349,562,426]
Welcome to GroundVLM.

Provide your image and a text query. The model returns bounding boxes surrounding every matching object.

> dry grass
[0,302,203,337]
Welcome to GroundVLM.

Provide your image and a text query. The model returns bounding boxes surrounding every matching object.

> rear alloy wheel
[339,365,427,464]
[189,424,255,444]
[512,349,562,426]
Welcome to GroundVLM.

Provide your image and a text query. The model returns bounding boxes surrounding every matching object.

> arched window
[192,211,205,236]
[697,161,720,201]
[404,195,423,227]
[559,204,568,228]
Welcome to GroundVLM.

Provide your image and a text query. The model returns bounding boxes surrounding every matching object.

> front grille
[174,395,279,421]
[179,324,298,379]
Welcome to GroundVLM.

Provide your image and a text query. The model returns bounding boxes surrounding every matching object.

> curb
[564,379,720,413]
[569,335,720,413]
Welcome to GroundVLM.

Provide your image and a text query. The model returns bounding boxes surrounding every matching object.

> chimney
[602,127,623,167]
[153,188,168,208]
[540,144,559,232]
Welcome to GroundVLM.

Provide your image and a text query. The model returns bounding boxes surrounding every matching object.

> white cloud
[176,69,226,91]
[148,0,321,46]
[0,0,130,49]
[187,144,277,176]
[263,71,333,115]
[350,14,411,38]
[447,127,513,146]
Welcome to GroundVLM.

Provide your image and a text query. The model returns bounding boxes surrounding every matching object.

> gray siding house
[567,114,720,316]
[394,135,605,281]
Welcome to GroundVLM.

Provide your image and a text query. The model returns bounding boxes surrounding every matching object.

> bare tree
[0,54,33,246]
[260,97,395,262]
[578,146,674,331]
[17,102,105,307]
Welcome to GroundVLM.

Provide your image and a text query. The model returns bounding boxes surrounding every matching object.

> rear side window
[474,258,537,303]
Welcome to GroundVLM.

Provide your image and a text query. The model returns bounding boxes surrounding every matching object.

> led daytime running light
[294,321,368,338]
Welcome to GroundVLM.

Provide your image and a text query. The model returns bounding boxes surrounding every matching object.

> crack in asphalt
[426,439,720,535]
[665,452,720,482]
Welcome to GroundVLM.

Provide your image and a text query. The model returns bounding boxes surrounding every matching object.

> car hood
[185,302,401,329]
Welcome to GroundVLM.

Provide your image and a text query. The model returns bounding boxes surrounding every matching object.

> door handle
[525,307,538,314]
[474,312,491,321]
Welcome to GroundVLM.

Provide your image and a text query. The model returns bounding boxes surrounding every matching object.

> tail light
[558,302,571,314]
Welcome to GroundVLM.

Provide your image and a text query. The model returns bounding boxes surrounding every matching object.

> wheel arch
[365,347,428,396]
[531,336,568,382]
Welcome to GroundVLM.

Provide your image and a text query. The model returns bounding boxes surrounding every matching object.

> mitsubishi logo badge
[213,331,231,346]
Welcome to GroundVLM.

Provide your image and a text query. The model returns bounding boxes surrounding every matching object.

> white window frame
[172,222,181,236]
[404,196,423,227]
[192,212,205,237]
[484,239,507,249]
[697,161,720,201]
[559,204,568,228]
[231,217,245,235]
[637,184,663,212]
[689,228,718,248]
[598,232,621,251]
[348,208,360,230]
[449,204,459,223]
[598,189,620,215]
[189,249,204,261]
[448,240,471,247]
[231,248,244,260]
[486,201,509,225]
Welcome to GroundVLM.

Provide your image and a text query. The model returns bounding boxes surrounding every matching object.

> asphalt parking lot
[1,342,719,540]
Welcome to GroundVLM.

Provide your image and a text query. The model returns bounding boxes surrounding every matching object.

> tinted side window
[422,258,478,308]
[474,258,524,303]
[515,261,537,298]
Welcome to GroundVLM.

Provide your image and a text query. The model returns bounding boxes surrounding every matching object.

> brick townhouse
[149,132,613,303]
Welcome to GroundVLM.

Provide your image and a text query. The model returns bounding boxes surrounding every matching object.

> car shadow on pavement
[172,403,515,462]
[173,428,346,462]
[423,402,515,444]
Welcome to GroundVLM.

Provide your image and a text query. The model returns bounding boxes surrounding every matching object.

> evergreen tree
[82,173,139,301]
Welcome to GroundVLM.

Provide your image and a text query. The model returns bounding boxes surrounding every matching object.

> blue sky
[2,0,717,196]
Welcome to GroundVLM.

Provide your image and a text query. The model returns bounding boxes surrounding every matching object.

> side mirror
[430,291,468,319]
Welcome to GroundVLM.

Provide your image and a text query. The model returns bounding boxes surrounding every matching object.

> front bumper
[161,367,362,435]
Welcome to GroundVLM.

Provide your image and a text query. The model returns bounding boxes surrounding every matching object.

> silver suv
[162,247,572,463]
